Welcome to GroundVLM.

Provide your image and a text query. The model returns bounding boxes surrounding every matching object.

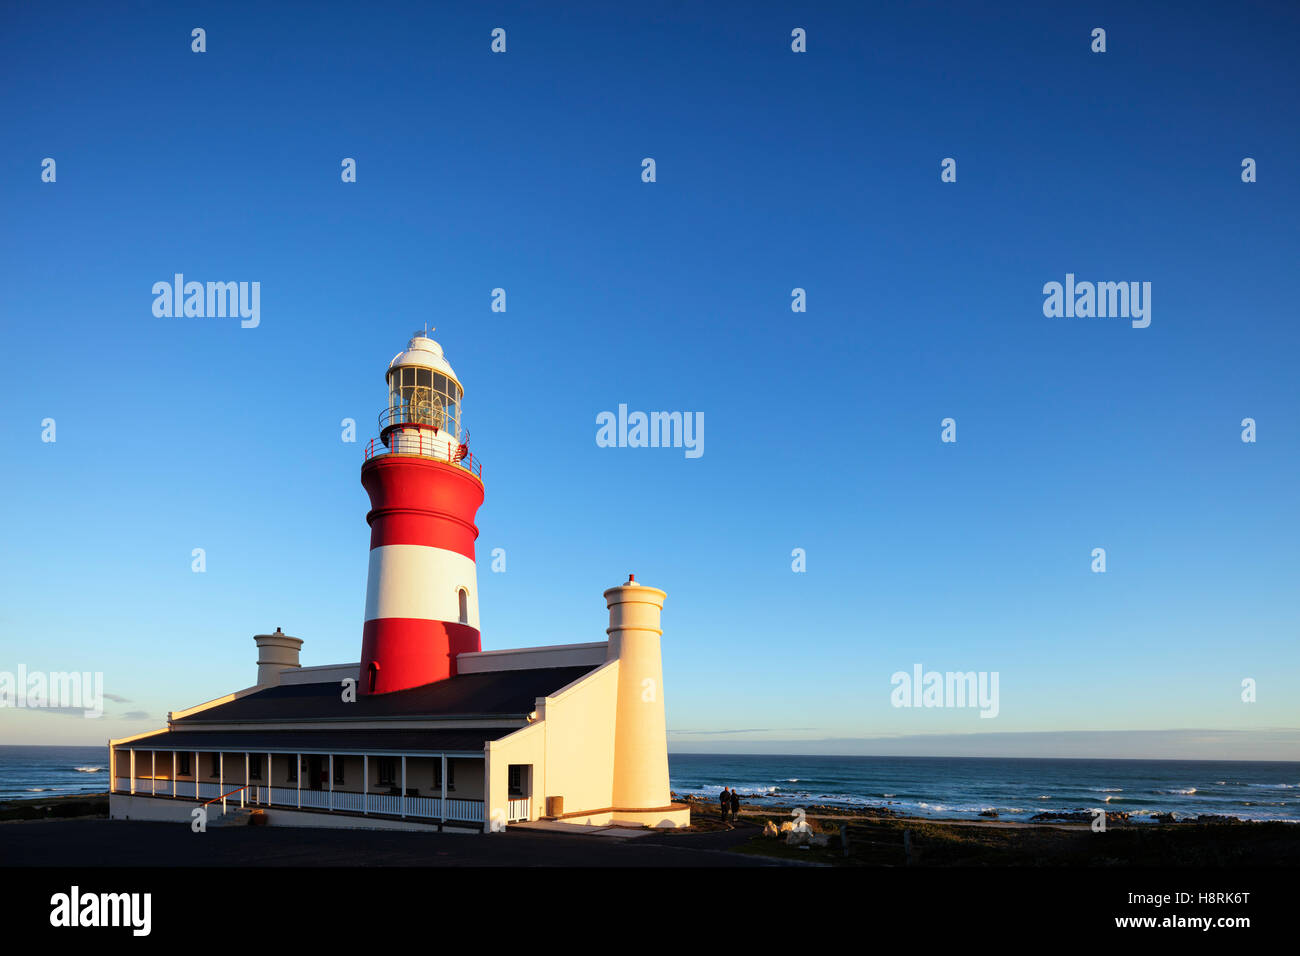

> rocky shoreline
[674,793,1266,827]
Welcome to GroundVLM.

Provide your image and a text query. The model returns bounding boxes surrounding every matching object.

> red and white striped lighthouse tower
[358,331,484,695]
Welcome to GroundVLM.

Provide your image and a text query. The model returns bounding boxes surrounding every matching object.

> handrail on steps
[202,784,252,808]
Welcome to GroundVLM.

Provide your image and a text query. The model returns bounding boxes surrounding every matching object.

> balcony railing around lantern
[363,430,482,479]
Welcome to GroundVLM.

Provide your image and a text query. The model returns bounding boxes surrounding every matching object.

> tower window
[458,588,468,624]
[368,661,380,694]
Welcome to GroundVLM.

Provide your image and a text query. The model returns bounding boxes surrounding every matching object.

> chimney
[604,575,671,813]
[253,628,303,687]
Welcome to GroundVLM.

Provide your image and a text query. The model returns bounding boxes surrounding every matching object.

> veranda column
[151,752,156,795]
[328,754,334,811]
[172,752,177,797]
[440,754,447,826]
[193,752,199,799]
[401,756,407,818]
[129,750,135,795]
[243,753,249,808]
[363,755,369,815]
[220,753,225,813]
[296,753,302,808]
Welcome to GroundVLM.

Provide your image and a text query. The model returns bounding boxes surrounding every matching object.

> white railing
[407,796,441,818]
[446,798,484,823]
[198,782,222,799]
[508,797,530,822]
[299,789,331,810]
[115,778,130,792]
[333,790,364,812]
[369,793,401,815]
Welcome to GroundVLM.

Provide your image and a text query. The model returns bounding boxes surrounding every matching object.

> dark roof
[115,728,508,754]
[173,666,596,725]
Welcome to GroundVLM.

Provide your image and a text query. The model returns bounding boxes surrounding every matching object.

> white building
[109,333,689,832]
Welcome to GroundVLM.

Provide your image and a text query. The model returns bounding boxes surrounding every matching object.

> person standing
[730,787,741,822]
[719,786,731,822]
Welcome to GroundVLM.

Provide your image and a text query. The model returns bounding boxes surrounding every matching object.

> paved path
[0,818,797,867]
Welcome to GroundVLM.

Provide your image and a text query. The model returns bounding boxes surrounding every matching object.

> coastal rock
[1029,810,1129,824]
[979,810,998,818]
[1184,814,1242,825]
[785,828,810,846]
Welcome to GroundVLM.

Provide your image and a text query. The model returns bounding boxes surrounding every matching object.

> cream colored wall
[486,721,545,830]
[443,758,484,800]
[486,659,621,830]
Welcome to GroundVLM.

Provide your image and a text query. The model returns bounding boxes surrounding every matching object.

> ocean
[668,753,1300,823]
[3,746,1297,823]
[0,746,110,800]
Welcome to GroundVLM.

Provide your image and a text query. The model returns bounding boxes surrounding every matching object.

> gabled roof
[173,665,596,725]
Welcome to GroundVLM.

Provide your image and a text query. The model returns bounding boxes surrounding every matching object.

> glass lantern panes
[387,366,462,437]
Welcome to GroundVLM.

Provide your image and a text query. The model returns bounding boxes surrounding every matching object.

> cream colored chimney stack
[604,575,671,815]
[254,628,303,687]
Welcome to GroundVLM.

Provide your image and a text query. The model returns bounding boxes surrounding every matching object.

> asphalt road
[0,817,793,867]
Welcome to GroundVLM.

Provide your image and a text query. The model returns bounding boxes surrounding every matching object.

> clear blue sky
[2,1,1297,758]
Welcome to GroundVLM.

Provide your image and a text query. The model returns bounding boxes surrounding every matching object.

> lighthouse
[358,332,485,695]
[109,332,690,832]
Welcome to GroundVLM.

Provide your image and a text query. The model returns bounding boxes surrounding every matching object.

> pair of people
[718,786,741,822]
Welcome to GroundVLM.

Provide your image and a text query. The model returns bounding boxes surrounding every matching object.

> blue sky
[2,1,1297,758]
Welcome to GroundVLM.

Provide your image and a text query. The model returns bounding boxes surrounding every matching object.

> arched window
[367,661,380,694]
[457,588,468,625]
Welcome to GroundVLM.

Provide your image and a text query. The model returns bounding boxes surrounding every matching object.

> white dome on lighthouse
[389,334,458,382]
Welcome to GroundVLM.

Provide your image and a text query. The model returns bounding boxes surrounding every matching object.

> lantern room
[375,332,472,466]
[383,333,463,440]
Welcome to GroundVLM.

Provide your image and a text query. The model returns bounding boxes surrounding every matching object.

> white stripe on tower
[364,544,480,629]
